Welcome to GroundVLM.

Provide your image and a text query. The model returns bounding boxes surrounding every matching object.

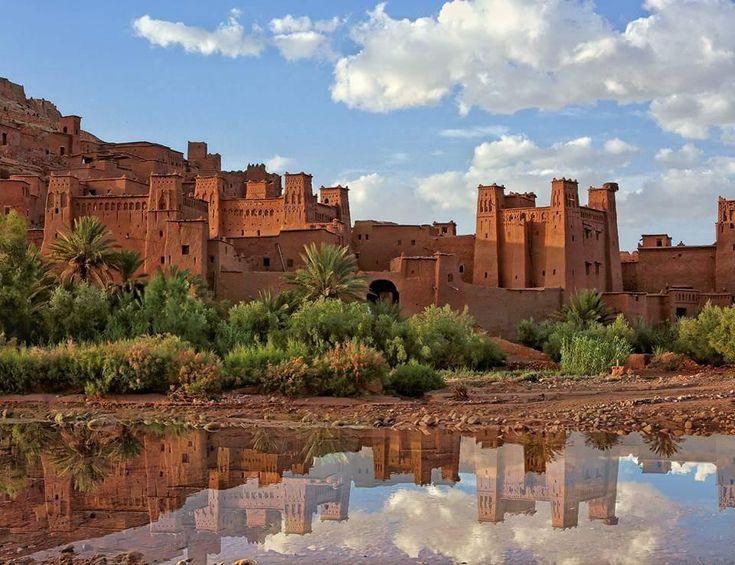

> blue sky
[2,0,734,249]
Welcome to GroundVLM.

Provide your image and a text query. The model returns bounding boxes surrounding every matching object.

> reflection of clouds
[219,481,681,565]
[670,462,717,482]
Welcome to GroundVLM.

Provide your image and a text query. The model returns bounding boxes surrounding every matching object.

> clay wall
[216,271,291,302]
[72,196,149,256]
[352,222,438,271]
[162,220,208,277]
[0,179,36,223]
[82,177,148,196]
[633,246,716,293]
[219,197,285,237]
[432,234,475,282]
[716,198,735,293]
[230,229,341,272]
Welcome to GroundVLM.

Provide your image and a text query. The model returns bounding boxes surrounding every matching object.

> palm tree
[49,216,120,286]
[113,248,144,283]
[558,289,612,327]
[288,243,367,301]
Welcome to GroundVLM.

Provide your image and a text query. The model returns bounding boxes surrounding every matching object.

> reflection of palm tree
[584,432,620,452]
[0,423,52,499]
[299,428,343,466]
[250,427,283,453]
[643,432,683,458]
[520,431,566,474]
[49,425,142,493]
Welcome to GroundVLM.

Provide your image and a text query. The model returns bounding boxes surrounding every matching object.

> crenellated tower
[473,183,505,286]
[587,182,623,291]
[283,172,314,228]
[144,174,183,273]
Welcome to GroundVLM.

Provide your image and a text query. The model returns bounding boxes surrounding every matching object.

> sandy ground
[0,368,733,437]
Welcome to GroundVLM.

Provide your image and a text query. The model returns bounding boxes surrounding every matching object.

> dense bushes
[560,335,630,376]
[387,363,445,397]
[0,336,221,395]
[676,303,735,365]
[408,305,505,369]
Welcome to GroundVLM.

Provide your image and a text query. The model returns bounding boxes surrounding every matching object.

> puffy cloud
[265,154,292,172]
[416,134,638,214]
[132,10,265,57]
[618,154,735,233]
[133,11,342,61]
[331,0,735,138]
[269,15,343,61]
[654,143,703,168]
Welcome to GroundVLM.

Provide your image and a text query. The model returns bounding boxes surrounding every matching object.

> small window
[287,258,294,268]
[59,146,65,156]
[263,257,270,267]
[411,239,416,246]
[358,234,362,240]
[181,245,190,255]
[657,239,662,247]
[1,132,6,145]
[397,239,402,245]
[585,262,591,275]
[365,234,369,240]
[459,265,464,273]
[595,263,601,275]
[484,272,488,279]
[159,230,164,238]
[448,273,454,282]
[160,256,165,264]
[210,255,215,263]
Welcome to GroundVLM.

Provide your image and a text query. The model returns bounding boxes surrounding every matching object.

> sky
[1,0,734,250]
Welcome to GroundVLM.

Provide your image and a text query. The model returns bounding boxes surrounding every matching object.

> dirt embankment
[1,369,733,437]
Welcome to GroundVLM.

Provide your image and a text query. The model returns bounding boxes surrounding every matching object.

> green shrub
[676,304,723,365]
[216,290,298,352]
[517,318,554,352]
[261,357,318,397]
[560,334,631,376]
[314,341,388,397]
[45,283,110,343]
[287,298,373,351]
[388,363,445,397]
[409,305,505,369]
[0,336,218,396]
[223,342,293,387]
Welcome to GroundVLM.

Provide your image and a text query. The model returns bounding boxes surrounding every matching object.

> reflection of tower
[41,456,73,532]
[717,436,735,510]
[472,433,619,529]
[320,476,351,522]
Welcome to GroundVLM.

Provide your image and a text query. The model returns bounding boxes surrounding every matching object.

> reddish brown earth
[1,368,733,437]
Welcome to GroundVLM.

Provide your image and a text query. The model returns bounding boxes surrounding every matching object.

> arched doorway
[368,279,399,305]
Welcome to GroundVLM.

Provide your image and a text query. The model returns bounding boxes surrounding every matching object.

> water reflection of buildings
[0,428,732,562]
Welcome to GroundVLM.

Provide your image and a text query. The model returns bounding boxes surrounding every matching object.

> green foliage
[388,363,445,397]
[287,298,374,351]
[313,341,388,397]
[45,283,110,343]
[138,268,217,348]
[0,336,220,396]
[557,289,611,326]
[631,318,678,354]
[0,211,53,343]
[408,305,505,369]
[288,243,367,301]
[261,357,318,397]
[223,341,309,387]
[49,216,121,286]
[675,303,735,365]
[516,318,554,352]
[560,334,631,376]
[216,290,298,352]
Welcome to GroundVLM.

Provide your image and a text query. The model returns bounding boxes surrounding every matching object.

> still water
[0,422,733,564]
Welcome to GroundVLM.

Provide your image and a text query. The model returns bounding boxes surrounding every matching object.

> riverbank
[1,368,733,436]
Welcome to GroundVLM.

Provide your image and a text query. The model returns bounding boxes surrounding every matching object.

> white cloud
[440,125,509,139]
[133,11,342,62]
[416,134,638,214]
[270,15,342,61]
[132,10,265,57]
[331,0,735,138]
[265,154,292,172]
[654,143,703,168]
